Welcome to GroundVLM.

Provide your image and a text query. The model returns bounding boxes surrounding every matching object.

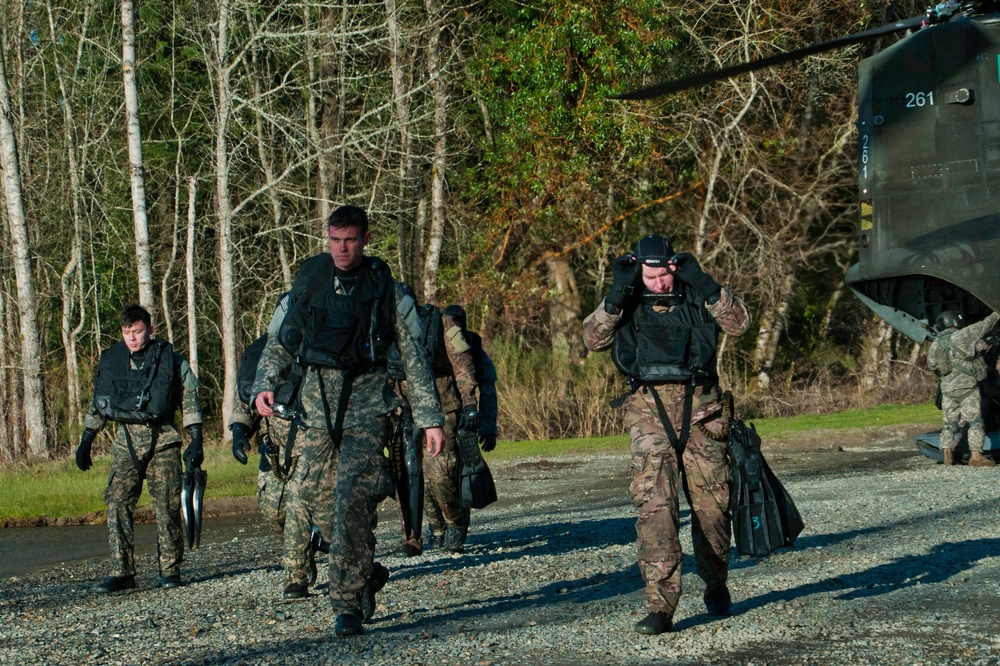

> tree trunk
[304,5,331,225]
[753,274,796,390]
[386,0,415,283]
[0,33,47,459]
[213,0,236,436]
[422,0,447,304]
[186,176,200,377]
[546,257,584,363]
[861,318,895,392]
[121,0,154,308]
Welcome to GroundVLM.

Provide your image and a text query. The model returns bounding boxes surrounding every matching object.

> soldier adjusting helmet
[935,310,965,332]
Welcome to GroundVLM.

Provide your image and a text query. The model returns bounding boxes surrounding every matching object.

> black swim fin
[457,429,497,510]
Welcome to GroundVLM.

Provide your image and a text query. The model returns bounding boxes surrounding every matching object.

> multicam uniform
[583,288,751,622]
[251,254,445,620]
[927,311,1000,453]
[84,346,203,579]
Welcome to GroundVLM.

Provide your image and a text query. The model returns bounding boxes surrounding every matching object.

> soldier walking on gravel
[75,304,204,593]
[583,235,751,635]
[927,310,1000,467]
[250,205,446,638]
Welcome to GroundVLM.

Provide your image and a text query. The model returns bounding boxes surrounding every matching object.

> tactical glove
[670,252,721,305]
[479,434,497,452]
[459,405,479,432]
[231,423,251,465]
[605,254,639,312]
[184,425,204,468]
[76,428,97,471]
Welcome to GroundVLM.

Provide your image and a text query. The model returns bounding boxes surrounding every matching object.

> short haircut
[327,205,369,235]
[120,304,152,329]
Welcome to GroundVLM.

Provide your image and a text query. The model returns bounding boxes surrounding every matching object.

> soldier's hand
[459,405,479,432]
[605,254,639,312]
[231,423,251,465]
[254,390,276,417]
[479,434,497,452]
[670,252,721,305]
[75,428,97,471]
[184,425,204,468]
[424,426,445,458]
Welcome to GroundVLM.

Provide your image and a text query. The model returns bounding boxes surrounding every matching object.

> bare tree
[0,30,47,459]
[421,0,447,304]
[121,0,155,308]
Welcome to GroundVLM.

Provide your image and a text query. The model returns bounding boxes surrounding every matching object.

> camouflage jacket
[583,287,752,427]
[928,311,1000,392]
[250,261,446,430]
[84,346,203,448]
[438,313,479,413]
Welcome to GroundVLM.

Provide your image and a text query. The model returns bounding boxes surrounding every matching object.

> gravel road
[3,424,1000,665]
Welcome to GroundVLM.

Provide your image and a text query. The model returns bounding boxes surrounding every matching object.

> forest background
[0,0,936,462]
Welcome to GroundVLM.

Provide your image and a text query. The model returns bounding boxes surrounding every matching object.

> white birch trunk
[0,34,47,459]
[186,176,200,377]
[753,274,796,390]
[422,0,447,304]
[121,0,154,308]
[386,0,415,282]
[214,0,236,436]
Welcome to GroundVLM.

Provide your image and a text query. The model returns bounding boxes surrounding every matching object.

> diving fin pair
[728,418,803,557]
[181,463,207,549]
[456,428,497,510]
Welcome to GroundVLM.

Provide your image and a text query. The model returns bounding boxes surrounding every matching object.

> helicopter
[619,0,1000,462]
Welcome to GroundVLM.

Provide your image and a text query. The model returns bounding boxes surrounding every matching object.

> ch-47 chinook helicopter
[618,0,1000,462]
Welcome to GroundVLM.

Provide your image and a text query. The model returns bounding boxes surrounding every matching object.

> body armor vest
[611,300,719,383]
[93,339,177,424]
[278,254,395,371]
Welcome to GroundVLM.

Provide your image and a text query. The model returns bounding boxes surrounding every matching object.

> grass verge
[1,401,940,521]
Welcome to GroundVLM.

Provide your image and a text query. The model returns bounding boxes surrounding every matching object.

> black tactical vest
[278,253,395,371]
[611,299,719,383]
[93,339,177,424]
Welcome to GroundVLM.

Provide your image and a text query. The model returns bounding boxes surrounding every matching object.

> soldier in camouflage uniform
[75,304,204,593]
[927,310,1000,467]
[251,205,446,638]
[583,235,751,635]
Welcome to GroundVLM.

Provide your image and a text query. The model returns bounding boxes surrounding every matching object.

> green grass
[1,401,940,521]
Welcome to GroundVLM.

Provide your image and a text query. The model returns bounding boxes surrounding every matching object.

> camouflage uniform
[251,260,445,619]
[423,313,479,543]
[583,288,751,620]
[84,349,203,579]
[927,311,1000,452]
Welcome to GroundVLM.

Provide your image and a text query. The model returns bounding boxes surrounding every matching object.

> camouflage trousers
[423,410,469,539]
[104,433,184,578]
[626,390,732,618]
[941,385,987,452]
[285,415,394,616]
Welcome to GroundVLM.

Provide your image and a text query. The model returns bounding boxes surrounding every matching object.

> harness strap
[648,383,693,458]
[316,366,355,449]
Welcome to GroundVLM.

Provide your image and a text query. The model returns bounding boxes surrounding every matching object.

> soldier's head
[327,205,370,271]
[120,304,153,353]
[634,234,677,295]
[935,310,965,332]
[443,304,467,330]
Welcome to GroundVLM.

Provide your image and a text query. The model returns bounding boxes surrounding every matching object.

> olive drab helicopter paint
[617,1,1000,461]
[619,0,1000,341]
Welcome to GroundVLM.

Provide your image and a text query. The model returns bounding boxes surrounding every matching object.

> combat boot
[634,611,672,635]
[443,524,466,554]
[95,575,135,594]
[968,451,996,467]
[156,574,182,589]
[942,447,955,466]
[704,583,732,616]
[361,562,390,623]
[283,582,308,599]
[334,613,363,638]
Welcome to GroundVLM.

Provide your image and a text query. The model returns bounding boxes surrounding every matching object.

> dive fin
[457,428,497,510]
[405,425,424,540]
[181,465,196,550]
[192,467,207,548]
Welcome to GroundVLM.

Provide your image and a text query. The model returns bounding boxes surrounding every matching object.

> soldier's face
[328,225,369,271]
[641,264,675,294]
[122,321,153,353]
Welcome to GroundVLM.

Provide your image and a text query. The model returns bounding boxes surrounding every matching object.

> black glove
[479,434,497,452]
[670,252,721,305]
[605,254,639,312]
[76,428,97,471]
[459,405,479,432]
[231,423,251,465]
[184,425,204,468]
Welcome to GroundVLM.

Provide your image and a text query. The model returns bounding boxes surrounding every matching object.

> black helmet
[443,304,467,330]
[935,310,965,332]
[633,235,675,267]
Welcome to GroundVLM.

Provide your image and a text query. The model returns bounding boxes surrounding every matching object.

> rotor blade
[617,14,927,100]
